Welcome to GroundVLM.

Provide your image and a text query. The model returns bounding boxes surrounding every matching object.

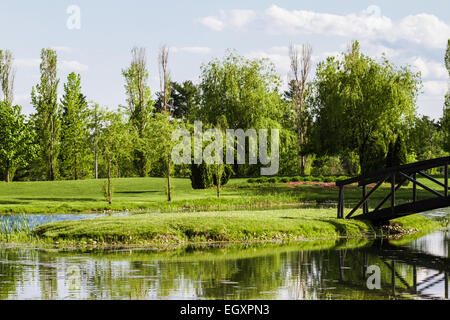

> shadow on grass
[116,191,158,194]
[18,197,99,202]
[0,200,29,205]
[315,218,373,235]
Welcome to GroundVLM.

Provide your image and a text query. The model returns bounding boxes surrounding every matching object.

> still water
[0,212,448,300]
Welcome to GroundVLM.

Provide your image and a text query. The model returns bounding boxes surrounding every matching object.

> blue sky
[1,0,449,119]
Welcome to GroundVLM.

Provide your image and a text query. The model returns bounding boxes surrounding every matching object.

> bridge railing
[336,156,450,220]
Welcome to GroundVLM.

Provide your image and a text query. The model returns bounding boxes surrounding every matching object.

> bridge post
[391,173,395,215]
[445,162,448,198]
[362,185,368,214]
[413,172,417,203]
[338,185,344,219]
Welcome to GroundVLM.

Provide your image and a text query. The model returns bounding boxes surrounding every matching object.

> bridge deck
[336,156,449,222]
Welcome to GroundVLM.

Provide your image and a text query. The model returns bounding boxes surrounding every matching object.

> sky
[0,0,449,119]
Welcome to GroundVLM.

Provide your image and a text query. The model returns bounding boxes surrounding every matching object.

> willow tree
[197,51,286,176]
[31,48,60,180]
[122,47,154,177]
[308,41,421,174]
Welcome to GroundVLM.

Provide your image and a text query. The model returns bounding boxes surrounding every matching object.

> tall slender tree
[443,39,450,153]
[59,72,90,180]
[31,49,60,180]
[289,44,312,175]
[0,49,15,104]
[99,111,134,204]
[158,45,173,201]
[122,47,154,176]
[87,102,105,179]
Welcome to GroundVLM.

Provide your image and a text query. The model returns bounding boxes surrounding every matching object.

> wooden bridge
[336,156,450,223]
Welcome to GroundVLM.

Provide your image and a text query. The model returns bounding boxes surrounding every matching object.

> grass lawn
[31,208,440,246]
[0,176,446,215]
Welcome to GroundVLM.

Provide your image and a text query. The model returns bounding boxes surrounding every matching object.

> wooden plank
[418,170,450,190]
[346,177,387,219]
[399,172,445,198]
[354,197,450,223]
[373,176,407,212]
[336,156,450,187]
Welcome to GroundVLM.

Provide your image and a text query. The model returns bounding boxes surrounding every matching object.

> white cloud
[171,46,212,54]
[60,60,89,72]
[228,9,256,28]
[198,16,225,31]
[199,5,450,49]
[422,80,448,97]
[198,9,256,31]
[409,57,448,80]
[396,14,450,49]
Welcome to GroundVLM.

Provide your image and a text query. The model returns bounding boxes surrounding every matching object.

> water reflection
[0,230,448,300]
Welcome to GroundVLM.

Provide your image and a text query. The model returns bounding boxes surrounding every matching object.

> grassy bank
[0,176,446,214]
[29,208,441,247]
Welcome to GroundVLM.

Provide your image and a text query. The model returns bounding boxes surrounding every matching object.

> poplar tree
[31,48,60,180]
[0,49,15,104]
[442,40,450,153]
[122,47,154,177]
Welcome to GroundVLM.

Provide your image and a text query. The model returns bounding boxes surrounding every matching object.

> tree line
[0,40,449,189]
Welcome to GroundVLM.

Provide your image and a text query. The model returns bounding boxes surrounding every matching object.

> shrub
[190,163,213,189]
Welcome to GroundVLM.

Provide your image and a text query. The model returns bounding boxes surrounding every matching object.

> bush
[191,164,234,189]
[190,163,213,189]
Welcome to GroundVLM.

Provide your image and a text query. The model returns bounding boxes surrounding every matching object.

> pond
[0,210,448,300]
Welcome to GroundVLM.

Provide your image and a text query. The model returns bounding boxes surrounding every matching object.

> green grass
[0,176,447,215]
[31,208,441,246]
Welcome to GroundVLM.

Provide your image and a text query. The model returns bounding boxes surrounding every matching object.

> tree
[143,112,178,201]
[31,48,60,180]
[288,44,312,175]
[0,49,15,104]
[197,51,286,176]
[158,45,173,201]
[308,41,421,174]
[443,40,450,153]
[443,94,450,153]
[99,111,134,204]
[122,47,154,177]
[154,80,199,121]
[59,72,90,180]
[87,102,105,179]
[406,115,445,160]
[0,102,36,182]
